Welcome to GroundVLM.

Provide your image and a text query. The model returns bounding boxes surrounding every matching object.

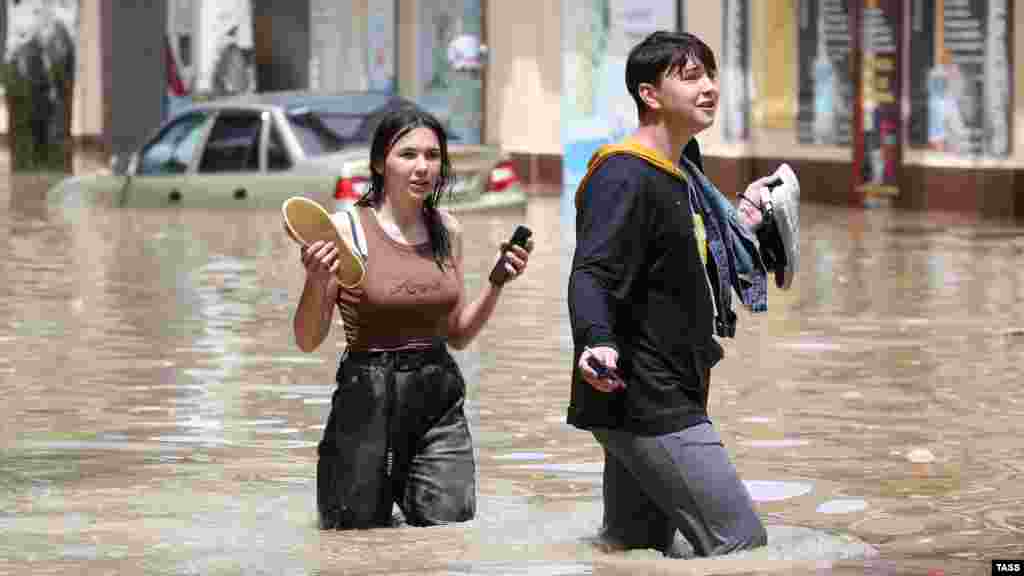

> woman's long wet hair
[357,104,454,270]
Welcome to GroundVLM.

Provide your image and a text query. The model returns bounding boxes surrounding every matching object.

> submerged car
[48,91,526,212]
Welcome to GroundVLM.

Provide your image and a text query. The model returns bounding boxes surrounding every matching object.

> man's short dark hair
[626,31,717,117]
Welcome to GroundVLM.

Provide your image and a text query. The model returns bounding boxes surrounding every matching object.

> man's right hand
[579,346,626,393]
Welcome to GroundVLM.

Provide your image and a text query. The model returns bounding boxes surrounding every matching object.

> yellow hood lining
[574,139,688,210]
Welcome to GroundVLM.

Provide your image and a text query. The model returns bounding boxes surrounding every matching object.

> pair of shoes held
[756,163,799,291]
[282,197,366,288]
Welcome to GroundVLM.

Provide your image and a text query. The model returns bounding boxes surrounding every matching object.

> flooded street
[2,171,1023,576]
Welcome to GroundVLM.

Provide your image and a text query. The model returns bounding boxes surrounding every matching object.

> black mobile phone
[489,225,533,285]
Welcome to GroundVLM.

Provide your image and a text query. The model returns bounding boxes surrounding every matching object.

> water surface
[2,172,1023,575]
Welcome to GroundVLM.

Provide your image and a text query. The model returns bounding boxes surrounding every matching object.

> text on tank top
[337,206,461,350]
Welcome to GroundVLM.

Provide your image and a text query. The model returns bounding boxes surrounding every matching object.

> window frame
[266,113,294,172]
[136,111,212,177]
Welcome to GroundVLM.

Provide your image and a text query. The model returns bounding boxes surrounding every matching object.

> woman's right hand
[300,240,340,285]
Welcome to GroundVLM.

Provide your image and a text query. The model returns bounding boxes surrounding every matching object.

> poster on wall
[3,0,77,170]
[721,0,749,142]
[856,0,901,197]
[561,0,677,195]
[416,0,483,145]
[367,0,395,93]
[797,0,852,146]
[907,0,1010,157]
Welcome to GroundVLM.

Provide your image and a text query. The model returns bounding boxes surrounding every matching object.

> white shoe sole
[767,163,800,290]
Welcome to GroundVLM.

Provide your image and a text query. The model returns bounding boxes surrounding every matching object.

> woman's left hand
[498,238,534,283]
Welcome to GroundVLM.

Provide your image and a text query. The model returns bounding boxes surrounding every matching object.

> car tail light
[335,176,369,201]
[487,160,519,193]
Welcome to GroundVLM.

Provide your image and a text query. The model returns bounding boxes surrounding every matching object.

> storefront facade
[4,1,1024,218]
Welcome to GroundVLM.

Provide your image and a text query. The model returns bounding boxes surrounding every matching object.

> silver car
[48,91,527,212]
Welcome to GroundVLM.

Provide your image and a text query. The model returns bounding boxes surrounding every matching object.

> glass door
[414,0,483,144]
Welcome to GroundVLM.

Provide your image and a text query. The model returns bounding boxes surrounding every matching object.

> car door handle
[169,189,182,203]
[233,188,247,200]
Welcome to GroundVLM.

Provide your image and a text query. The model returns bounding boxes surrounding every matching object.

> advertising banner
[561,0,677,194]
[797,0,852,146]
[907,0,1011,157]
[856,0,902,198]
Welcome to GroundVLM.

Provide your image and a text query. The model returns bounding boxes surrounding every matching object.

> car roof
[190,91,415,116]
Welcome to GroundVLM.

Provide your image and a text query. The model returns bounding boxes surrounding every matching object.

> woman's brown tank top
[337,206,461,350]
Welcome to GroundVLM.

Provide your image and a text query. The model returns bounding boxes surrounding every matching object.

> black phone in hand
[586,355,614,379]
[489,225,532,285]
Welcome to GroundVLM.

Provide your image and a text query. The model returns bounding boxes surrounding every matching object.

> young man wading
[567,30,799,558]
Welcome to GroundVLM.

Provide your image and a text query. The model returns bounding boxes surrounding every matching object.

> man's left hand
[737,176,775,230]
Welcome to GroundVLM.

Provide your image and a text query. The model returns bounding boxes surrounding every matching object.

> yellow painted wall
[484,0,561,154]
[751,0,797,131]
[686,0,849,162]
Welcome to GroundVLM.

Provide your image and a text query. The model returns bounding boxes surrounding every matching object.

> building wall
[309,0,368,92]
[485,0,560,153]
[7,1,1024,218]
[397,0,417,98]
[72,0,103,142]
[485,0,561,184]
[251,0,310,91]
[104,1,167,158]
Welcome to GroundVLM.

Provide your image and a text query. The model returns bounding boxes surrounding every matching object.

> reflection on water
[2,172,1024,575]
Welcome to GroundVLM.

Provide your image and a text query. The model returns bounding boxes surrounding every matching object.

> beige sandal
[282,197,366,288]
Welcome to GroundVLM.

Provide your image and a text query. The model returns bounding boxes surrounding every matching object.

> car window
[287,110,411,156]
[284,97,462,157]
[198,112,263,173]
[285,93,393,116]
[286,113,348,156]
[267,122,292,171]
[137,112,208,176]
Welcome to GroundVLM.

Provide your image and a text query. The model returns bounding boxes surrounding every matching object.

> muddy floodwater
[2,171,1023,575]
